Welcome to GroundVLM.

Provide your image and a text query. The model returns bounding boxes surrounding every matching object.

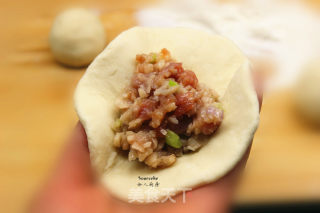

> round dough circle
[49,8,106,67]
[294,59,320,125]
[74,27,260,202]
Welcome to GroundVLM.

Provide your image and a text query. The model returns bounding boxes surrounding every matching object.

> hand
[30,76,263,213]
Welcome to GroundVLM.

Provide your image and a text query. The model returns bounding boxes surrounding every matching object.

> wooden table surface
[1,0,320,212]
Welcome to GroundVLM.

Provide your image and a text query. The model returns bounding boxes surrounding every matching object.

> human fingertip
[74,121,89,152]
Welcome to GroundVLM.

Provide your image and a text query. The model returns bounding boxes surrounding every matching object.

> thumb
[51,122,94,187]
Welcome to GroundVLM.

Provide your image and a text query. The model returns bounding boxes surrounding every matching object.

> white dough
[49,8,106,67]
[294,59,320,125]
[74,27,260,202]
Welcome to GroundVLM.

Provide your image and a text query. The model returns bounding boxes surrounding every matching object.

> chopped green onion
[113,119,122,131]
[168,79,178,87]
[165,130,182,148]
[213,102,224,111]
[150,54,157,64]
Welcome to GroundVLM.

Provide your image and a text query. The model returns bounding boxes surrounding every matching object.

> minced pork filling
[112,48,224,168]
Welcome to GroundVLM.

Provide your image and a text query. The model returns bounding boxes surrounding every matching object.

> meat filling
[113,48,223,168]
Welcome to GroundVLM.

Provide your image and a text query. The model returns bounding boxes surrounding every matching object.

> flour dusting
[136,0,320,89]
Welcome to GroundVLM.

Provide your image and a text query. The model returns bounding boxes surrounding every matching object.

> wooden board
[0,0,320,212]
[235,90,320,203]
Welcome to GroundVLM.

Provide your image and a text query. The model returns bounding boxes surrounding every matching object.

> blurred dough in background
[49,8,106,67]
[136,0,320,91]
[294,59,320,126]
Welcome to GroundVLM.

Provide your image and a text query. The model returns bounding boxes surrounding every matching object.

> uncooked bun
[294,59,320,125]
[74,27,259,201]
[50,8,106,67]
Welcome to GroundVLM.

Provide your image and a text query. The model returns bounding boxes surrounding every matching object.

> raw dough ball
[294,59,320,125]
[49,8,106,67]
